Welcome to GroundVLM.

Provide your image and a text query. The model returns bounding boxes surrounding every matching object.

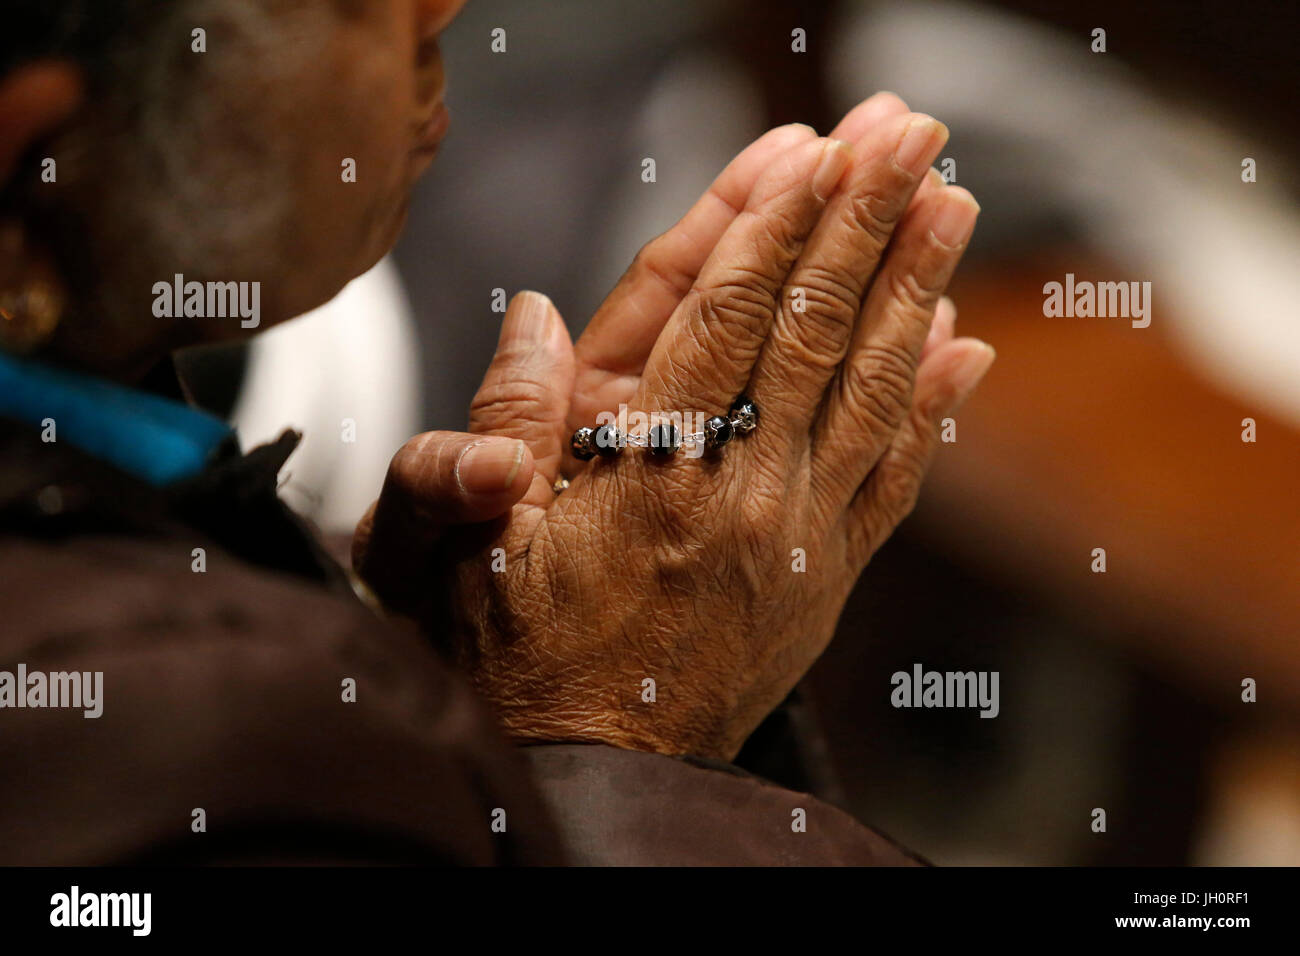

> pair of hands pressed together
[353,92,995,760]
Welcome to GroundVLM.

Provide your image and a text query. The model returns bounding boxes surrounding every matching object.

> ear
[0,61,83,187]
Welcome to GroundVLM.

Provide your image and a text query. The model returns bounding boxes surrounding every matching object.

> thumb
[352,430,533,610]
[469,291,574,496]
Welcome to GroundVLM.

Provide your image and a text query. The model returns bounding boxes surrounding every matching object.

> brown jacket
[0,417,920,865]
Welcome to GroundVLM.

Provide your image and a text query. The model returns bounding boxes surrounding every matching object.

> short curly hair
[3,0,332,330]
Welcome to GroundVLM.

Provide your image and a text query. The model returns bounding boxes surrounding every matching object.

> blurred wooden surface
[916,254,1300,703]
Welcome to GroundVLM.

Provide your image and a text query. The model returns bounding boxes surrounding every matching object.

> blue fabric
[0,352,233,486]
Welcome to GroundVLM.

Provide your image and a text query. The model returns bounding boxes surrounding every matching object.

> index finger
[632,135,853,419]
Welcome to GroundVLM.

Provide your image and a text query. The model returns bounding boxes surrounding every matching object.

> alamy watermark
[0,664,102,718]
[891,663,999,718]
[1043,273,1151,328]
[152,273,260,328]
[50,886,150,936]
[595,404,710,458]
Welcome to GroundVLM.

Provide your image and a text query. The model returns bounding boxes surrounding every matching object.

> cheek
[340,39,422,236]
[352,117,420,254]
[304,141,412,280]
[273,8,423,286]
[304,73,418,260]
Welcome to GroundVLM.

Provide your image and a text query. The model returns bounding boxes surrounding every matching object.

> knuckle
[843,343,916,434]
[844,190,900,251]
[703,270,776,320]
[887,262,945,316]
[690,284,772,364]
[742,206,806,270]
[785,268,861,356]
[798,264,862,316]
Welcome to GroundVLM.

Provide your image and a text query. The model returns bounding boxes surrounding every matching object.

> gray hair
[9,1,333,332]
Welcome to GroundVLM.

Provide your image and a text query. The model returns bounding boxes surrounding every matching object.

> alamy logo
[50,886,151,936]
[1042,273,1151,328]
[890,663,999,718]
[152,273,260,328]
[595,404,710,458]
[0,664,102,718]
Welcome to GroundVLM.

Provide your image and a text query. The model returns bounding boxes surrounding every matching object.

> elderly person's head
[0,0,466,379]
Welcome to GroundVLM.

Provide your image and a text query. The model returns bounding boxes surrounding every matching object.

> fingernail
[931,190,980,248]
[812,139,853,201]
[457,438,525,496]
[947,342,996,406]
[894,116,948,176]
[500,291,553,350]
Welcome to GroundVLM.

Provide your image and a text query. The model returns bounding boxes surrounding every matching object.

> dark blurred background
[224,0,1300,864]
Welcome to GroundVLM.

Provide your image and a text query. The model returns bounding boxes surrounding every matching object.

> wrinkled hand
[360,95,995,761]
[352,93,925,621]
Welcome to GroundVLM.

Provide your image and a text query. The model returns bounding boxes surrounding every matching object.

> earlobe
[0,60,84,187]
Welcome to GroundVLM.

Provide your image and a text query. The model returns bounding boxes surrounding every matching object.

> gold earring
[0,222,64,354]
[0,273,64,354]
